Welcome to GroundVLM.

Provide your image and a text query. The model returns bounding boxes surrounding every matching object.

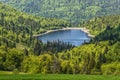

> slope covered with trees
[1,0,120,25]
[22,14,120,74]
[79,15,120,35]
[20,24,120,74]
[1,25,120,75]
[0,3,73,72]
[0,2,69,47]
[0,2,120,76]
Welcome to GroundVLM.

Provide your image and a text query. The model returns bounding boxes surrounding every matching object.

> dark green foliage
[0,37,16,48]
[79,15,120,35]
[1,0,120,25]
[32,38,74,55]
[43,40,74,53]
[91,25,120,43]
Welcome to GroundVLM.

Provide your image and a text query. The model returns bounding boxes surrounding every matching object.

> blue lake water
[38,29,90,46]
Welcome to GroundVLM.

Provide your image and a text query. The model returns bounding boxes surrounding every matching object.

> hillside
[58,25,120,74]
[12,25,120,75]
[0,2,69,47]
[1,0,120,25]
[0,3,73,72]
[0,2,120,76]
[79,15,120,35]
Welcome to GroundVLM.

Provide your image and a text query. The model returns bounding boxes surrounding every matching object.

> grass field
[0,73,120,80]
[0,71,120,80]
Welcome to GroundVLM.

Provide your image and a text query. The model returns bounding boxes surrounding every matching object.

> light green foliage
[101,62,120,75]
[57,41,120,75]
[21,54,53,74]
[0,47,24,71]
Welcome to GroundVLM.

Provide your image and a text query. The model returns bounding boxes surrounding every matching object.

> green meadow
[0,71,120,80]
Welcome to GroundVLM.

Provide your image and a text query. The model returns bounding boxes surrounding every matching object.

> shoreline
[33,27,95,38]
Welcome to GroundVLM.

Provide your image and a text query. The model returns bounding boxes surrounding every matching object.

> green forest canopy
[0,2,120,75]
[79,15,120,35]
[1,0,120,25]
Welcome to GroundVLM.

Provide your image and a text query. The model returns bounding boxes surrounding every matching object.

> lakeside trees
[1,40,120,75]
[79,15,120,35]
[0,3,70,47]
[0,25,120,75]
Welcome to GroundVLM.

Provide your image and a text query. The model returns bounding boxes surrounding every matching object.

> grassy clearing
[0,74,120,80]
[0,71,12,74]
[0,71,27,75]
[16,43,28,50]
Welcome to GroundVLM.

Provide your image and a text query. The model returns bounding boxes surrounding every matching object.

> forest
[0,3,73,72]
[1,0,120,25]
[79,15,120,35]
[0,2,120,76]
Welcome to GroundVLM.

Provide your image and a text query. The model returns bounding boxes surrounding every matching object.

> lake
[38,29,90,46]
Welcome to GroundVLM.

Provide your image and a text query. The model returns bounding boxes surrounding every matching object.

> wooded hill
[0,2,73,54]
[0,2,70,47]
[79,15,120,35]
[1,0,120,25]
[0,3,120,75]
[0,3,74,72]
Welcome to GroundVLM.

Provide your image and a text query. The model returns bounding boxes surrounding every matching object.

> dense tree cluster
[91,25,120,43]
[32,39,74,56]
[1,0,120,25]
[79,15,120,35]
[1,38,120,75]
[0,3,69,47]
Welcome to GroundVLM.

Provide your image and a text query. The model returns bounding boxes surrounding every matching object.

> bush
[101,62,120,75]
[91,68,101,75]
